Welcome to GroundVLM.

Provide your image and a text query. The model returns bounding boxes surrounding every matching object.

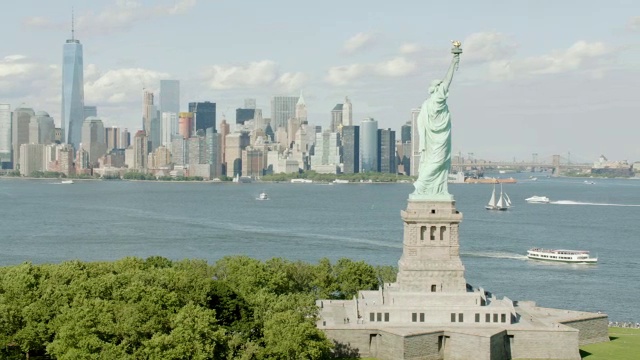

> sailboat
[485,183,509,211]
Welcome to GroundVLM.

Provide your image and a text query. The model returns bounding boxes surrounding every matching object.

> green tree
[143,303,227,360]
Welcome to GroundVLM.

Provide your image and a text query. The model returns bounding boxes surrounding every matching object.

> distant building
[330,103,343,133]
[105,127,120,150]
[341,125,359,174]
[12,105,35,169]
[342,96,352,127]
[159,80,180,114]
[271,96,298,131]
[206,128,222,178]
[62,28,85,149]
[295,93,307,124]
[225,132,250,176]
[161,112,178,147]
[120,129,131,149]
[410,108,421,176]
[360,118,378,172]
[236,108,255,125]
[189,101,216,133]
[310,131,341,174]
[401,120,411,144]
[19,143,45,176]
[81,117,107,165]
[188,131,208,165]
[241,147,265,178]
[377,128,396,173]
[133,130,148,170]
[0,104,11,168]
[29,111,55,145]
[178,112,194,139]
[83,105,97,119]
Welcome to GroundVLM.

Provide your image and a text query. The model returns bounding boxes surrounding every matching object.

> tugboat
[257,192,269,201]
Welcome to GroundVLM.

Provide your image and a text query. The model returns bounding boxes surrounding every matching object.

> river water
[1,174,638,322]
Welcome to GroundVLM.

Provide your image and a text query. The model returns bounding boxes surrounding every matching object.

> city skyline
[0,1,639,162]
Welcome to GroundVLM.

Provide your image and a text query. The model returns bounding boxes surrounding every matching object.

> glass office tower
[61,32,85,150]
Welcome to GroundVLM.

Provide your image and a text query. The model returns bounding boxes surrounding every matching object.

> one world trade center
[61,18,85,150]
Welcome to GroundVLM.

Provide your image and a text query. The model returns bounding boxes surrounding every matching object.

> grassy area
[580,327,640,360]
[342,328,640,360]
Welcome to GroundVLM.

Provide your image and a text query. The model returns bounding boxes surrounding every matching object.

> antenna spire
[71,7,75,40]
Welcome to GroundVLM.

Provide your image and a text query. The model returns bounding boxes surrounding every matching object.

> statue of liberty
[411,41,462,201]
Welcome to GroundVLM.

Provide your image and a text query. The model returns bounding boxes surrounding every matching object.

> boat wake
[461,251,528,260]
[550,200,640,207]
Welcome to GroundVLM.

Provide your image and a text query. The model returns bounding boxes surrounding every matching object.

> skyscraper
[120,129,131,149]
[29,111,55,145]
[143,90,160,151]
[377,128,396,173]
[401,121,411,144]
[12,106,35,169]
[84,106,97,119]
[159,80,180,114]
[330,104,343,132]
[0,104,11,169]
[410,108,421,176]
[270,96,298,131]
[161,112,178,147]
[61,16,85,150]
[341,125,359,174]
[189,102,216,133]
[81,117,106,165]
[360,118,378,172]
[105,127,120,150]
[342,96,352,126]
[295,93,307,124]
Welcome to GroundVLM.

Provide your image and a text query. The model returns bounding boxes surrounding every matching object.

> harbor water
[1,174,638,322]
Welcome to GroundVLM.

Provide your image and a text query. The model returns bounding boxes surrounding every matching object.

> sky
[0,0,639,162]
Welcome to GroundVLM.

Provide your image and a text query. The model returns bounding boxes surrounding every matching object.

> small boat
[525,195,550,204]
[256,192,269,201]
[333,179,349,184]
[61,180,74,184]
[485,183,509,211]
[584,180,596,185]
[530,177,538,181]
[527,248,597,264]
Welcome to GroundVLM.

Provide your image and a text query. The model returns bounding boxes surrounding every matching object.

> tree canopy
[0,256,395,359]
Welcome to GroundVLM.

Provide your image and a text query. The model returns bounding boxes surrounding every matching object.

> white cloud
[325,57,417,86]
[462,32,517,64]
[276,72,308,93]
[399,43,422,55]
[488,41,613,80]
[375,57,417,77]
[203,60,307,92]
[84,67,170,105]
[343,32,375,54]
[325,64,368,86]
[23,0,197,36]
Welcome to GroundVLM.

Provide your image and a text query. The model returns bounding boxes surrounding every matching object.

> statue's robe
[413,84,452,199]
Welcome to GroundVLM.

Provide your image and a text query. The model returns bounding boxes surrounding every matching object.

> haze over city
[1,0,639,162]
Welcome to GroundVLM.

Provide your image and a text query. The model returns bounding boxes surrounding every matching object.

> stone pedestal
[396,199,466,293]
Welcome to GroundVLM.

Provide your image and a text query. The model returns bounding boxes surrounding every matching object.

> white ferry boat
[61,180,74,184]
[527,248,597,264]
[291,179,313,183]
[525,195,550,204]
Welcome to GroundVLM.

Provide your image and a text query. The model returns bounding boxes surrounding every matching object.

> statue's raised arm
[411,41,462,201]
[441,55,460,94]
